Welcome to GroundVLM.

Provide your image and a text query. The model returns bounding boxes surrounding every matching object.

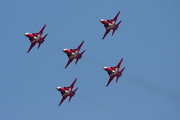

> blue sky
[0,0,180,120]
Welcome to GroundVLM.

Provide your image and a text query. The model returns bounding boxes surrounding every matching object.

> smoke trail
[82,56,105,68]
[75,93,134,118]
[123,73,180,103]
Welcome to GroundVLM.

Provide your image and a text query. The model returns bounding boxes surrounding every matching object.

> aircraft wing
[27,42,36,53]
[65,58,74,68]
[102,29,111,39]
[113,11,120,23]
[76,41,84,52]
[70,78,77,90]
[58,96,67,106]
[38,24,46,36]
[116,58,123,70]
[106,76,114,87]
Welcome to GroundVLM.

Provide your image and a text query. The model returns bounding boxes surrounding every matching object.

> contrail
[123,73,180,103]
[82,56,105,68]
[75,93,134,118]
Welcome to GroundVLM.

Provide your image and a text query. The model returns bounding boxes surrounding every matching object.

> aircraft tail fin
[75,50,86,65]
[38,34,48,49]
[112,21,121,36]
[116,67,125,83]
[68,87,78,102]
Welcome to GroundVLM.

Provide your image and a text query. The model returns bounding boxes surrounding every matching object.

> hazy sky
[0,0,180,120]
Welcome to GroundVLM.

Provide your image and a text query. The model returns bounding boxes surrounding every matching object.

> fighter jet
[56,78,79,106]
[62,41,85,68]
[24,24,48,53]
[103,58,125,86]
[100,11,122,39]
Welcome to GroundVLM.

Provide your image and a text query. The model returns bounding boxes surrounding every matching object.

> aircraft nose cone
[56,87,60,90]
[100,19,104,23]
[24,33,28,36]
[62,49,66,52]
[103,67,107,70]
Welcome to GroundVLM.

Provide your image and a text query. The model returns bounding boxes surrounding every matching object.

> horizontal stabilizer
[74,87,79,93]
[120,67,125,73]
[117,20,122,26]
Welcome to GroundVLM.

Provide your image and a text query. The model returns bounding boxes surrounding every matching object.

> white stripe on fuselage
[69,51,78,58]
[110,68,118,76]
[63,88,71,96]
[32,34,40,42]
[107,21,115,29]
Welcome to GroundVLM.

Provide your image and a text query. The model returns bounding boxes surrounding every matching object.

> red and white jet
[62,41,85,68]
[24,24,48,53]
[103,58,125,87]
[56,78,79,106]
[100,11,122,39]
